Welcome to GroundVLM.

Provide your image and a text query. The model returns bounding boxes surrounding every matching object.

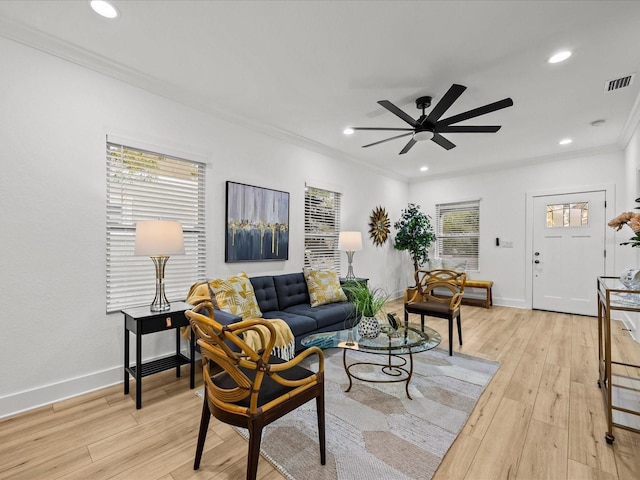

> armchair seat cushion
[406,301,452,316]
[212,356,315,408]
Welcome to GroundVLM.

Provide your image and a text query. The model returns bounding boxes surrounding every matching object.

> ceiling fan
[348,84,513,154]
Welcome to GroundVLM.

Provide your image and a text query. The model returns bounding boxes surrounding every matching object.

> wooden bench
[462,279,493,309]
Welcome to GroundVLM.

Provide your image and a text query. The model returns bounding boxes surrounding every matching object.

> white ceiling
[2,0,640,181]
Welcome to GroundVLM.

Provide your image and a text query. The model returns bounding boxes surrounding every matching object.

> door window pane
[546,202,589,227]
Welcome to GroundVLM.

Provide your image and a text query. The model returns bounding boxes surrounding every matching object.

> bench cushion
[466,279,493,288]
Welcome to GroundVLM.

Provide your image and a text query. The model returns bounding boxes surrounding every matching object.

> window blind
[304,186,342,271]
[435,199,480,271]
[106,142,206,312]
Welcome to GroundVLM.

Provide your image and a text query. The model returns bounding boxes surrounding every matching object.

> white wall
[3,32,638,418]
[620,118,640,337]
[408,150,627,309]
[0,37,410,417]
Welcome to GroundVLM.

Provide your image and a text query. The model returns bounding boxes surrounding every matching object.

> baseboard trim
[621,311,639,343]
[0,367,122,419]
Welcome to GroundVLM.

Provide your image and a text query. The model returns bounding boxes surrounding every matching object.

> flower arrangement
[608,211,640,247]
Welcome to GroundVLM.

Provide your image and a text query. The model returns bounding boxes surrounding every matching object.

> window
[546,202,589,227]
[304,185,341,270]
[435,199,480,271]
[106,141,206,312]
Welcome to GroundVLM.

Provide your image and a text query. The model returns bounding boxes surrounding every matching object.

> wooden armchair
[185,302,326,480]
[404,269,467,356]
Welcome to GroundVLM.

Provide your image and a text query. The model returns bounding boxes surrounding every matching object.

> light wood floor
[1,301,639,480]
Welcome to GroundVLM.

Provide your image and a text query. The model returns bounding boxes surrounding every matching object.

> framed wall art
[369,205,390,246]
[225,181,290,262]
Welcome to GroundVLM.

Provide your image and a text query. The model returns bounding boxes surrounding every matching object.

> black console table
[122,302,194,409]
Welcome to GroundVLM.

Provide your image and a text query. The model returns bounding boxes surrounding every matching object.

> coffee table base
[342,348,414,399]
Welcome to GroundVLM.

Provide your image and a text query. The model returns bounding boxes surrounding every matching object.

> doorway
[532,190,606,316]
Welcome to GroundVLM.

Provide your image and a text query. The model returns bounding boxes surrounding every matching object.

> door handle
[534,260,540,264]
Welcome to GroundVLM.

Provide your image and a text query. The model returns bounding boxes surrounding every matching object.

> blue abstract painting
[225,181,289,262]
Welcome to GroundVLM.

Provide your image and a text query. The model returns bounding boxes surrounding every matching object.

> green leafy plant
[394,203,436,285]
[342,282,389,318]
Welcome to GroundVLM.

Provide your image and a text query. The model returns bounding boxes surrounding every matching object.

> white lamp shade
[338,231,363,251]
[134,220,185,256]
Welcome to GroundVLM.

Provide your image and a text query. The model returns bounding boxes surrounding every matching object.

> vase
[620,268,640,290]
[358,316,380,338]
[620,268,640,303]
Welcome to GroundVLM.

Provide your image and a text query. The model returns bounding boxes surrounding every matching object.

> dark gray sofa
[212,272,356,351]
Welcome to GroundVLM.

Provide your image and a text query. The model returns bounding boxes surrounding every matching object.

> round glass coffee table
[301,324,441,399]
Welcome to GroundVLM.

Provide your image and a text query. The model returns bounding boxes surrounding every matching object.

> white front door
[532,191,606,316]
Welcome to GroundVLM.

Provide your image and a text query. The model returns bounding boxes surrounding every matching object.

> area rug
[220,347,500,480]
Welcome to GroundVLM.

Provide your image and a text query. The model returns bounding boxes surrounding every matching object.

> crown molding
[410,144,623,184]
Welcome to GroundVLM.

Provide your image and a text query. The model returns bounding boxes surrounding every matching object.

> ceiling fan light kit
[348,84,514,155]
[413,130,434,142]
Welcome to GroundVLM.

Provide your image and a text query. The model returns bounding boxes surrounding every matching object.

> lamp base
[150,297,171,312]
[149,256,171,312]
[345,250,356,280]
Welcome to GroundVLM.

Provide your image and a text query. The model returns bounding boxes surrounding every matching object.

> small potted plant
[342,282,389,338]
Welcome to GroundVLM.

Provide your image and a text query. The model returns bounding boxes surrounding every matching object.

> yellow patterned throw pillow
[209,272,262,319]
[304,269,348,307]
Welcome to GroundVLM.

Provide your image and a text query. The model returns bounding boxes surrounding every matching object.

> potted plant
[342,282,389,338]
[394,203,436,286]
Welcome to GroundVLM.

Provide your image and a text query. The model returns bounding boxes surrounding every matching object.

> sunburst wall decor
[369,206,390,247]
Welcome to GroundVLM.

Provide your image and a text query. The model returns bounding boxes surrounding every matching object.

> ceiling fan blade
[351,127,415,131]
[399,138,417,155]
[431,133,456,150]
[424,84,466,125]
[362,132,413,148]
[378,100,420,127]
[438,98,514,126]
[437,125,502,133]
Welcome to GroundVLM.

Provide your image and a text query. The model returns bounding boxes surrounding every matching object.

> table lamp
[338,231,363,280]
[135,220,184,312]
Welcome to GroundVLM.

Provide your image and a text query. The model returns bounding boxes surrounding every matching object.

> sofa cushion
[210,272,262,319]
[284,301,355,330]
[273,272,310,310]
[303,269,348,307]
[261,310,318,337]
[249,275,279,312]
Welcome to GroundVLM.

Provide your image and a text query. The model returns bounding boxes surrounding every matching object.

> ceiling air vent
[604,74,635,93]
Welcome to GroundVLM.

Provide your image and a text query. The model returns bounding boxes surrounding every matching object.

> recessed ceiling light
[90,0,119,19]
[548,50,572,64]
[559,138,573,145]
[420,166,429,172]
[343,128,354,135]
